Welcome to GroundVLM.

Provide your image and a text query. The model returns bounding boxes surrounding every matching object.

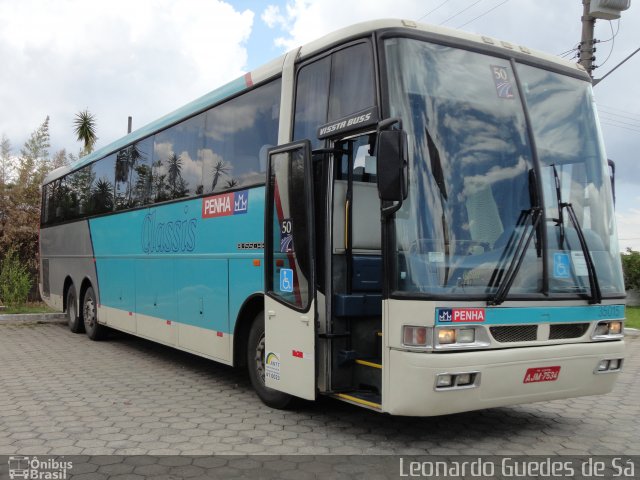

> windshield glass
[517,64,624,296]
[384,37,624,298]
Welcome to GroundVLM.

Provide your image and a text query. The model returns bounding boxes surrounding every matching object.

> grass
[626,306,640,330]
[0,302,57,315]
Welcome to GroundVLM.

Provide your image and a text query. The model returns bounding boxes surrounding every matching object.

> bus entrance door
[264,141,317,400]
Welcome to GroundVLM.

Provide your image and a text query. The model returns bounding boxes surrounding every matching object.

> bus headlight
[438,329,456,344]
[433,326,490,349]
[457,328,475,344]
[609,321,622,335]
[592,320,624,339]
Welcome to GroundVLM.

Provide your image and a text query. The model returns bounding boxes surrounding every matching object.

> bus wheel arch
[233,294,264,369]
[246,310,295,409]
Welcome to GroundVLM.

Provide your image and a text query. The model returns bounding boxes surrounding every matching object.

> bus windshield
[385,37,625,299]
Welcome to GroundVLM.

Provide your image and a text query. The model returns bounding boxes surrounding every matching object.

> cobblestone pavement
[0,322,638,458]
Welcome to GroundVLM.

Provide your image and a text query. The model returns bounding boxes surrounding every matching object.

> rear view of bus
[40,20,626,417]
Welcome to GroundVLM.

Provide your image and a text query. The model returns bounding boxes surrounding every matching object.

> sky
[0,0,638,250]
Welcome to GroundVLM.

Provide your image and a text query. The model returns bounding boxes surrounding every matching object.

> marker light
[457,328,475,344]
[438,329,456,344]
[609,359,621,370]
[403,326,428,347]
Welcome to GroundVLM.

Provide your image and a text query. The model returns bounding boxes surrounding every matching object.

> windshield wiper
[487,206,542,306]
[551,164,602,304]
[487,169,542,306]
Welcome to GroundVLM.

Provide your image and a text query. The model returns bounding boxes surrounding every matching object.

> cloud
[0,0,254,157]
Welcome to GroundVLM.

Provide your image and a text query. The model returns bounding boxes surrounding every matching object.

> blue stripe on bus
[89,187,265,334]
[435,304,625,325]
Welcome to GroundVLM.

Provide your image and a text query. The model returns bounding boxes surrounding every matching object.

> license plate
[523,366,561,384]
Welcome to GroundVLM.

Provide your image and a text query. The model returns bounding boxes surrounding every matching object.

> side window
[293,57,330,149]
[115,137,152,210]
[203,78,281,193]
[293,42,375,148]
[328,43,375,120]
[70,164,95,218]
[89,154,116,215]
[152,113,205,202]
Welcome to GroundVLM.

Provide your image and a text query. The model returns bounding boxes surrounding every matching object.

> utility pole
[579,0,597,76]
[578,0,631,79]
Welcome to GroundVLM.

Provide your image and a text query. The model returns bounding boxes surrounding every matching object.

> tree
[73,109,98,156]
[210,160,230,191]
[0,135,13,241]
[621,249,640,290]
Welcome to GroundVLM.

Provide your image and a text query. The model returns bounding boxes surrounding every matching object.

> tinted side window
[328,43,375,120]
[293,57,330,149]
[203,78,281,193]
[89,154,116,215]
[293,42,375,148]
[152,113,205,202]
[115,137,153,210]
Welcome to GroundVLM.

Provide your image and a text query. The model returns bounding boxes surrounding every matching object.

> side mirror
[376,129,408,203]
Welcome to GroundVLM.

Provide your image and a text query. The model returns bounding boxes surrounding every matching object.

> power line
[439,0,483,26]
[594,46,640,86]
[597,21,617,68]
[599,112,640,127]
[456,0,510,29]
[417,0,453,22]
[599,104,640,119]
[599,114,640,130]
[600,121,640,135]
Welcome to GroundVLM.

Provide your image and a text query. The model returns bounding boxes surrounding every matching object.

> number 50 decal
[280,219,293,253]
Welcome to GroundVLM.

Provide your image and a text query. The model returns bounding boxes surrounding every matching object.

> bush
[0,248,33,307]
[621,248,640,291]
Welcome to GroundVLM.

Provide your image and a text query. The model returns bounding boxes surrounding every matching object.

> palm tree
[73,109,98,156]
[224,178,239,189]
[167,153,183,198]
[211,160,230,192]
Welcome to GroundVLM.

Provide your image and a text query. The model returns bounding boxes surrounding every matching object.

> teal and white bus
[40,19,626,416]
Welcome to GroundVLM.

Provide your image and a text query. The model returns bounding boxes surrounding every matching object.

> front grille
[490,325,538,343]
[549,323,589,340]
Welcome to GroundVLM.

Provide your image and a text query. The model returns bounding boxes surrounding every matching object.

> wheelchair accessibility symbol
[280,268,294,292]
[553,252,571,279]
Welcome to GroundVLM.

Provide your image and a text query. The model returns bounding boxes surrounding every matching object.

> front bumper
[384,340,625,416]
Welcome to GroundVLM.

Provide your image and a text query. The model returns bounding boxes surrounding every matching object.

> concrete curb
[0,312,66,324]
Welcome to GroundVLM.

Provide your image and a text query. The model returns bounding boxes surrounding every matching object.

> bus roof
[44,18,586,185]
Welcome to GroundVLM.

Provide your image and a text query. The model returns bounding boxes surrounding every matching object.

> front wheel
[247,312,294,409]
[83,286,107,341]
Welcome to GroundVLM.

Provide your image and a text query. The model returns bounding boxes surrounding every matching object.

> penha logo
[141,209,197,254]
[202,190,249,219]
[437,308,486,323]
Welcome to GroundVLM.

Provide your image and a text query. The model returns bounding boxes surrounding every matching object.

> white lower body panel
[99,305,232,365]
[384,340,625,416]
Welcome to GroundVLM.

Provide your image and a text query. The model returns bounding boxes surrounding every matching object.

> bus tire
[83,286,106,341]
[66,286,84,333]
[247,311,294,409]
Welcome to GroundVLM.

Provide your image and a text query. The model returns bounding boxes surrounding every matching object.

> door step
[333,391,381,410]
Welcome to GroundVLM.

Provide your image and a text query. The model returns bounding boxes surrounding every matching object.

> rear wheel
[83,286,106,341]
[66,286,84,333]
[247,312,294,409]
